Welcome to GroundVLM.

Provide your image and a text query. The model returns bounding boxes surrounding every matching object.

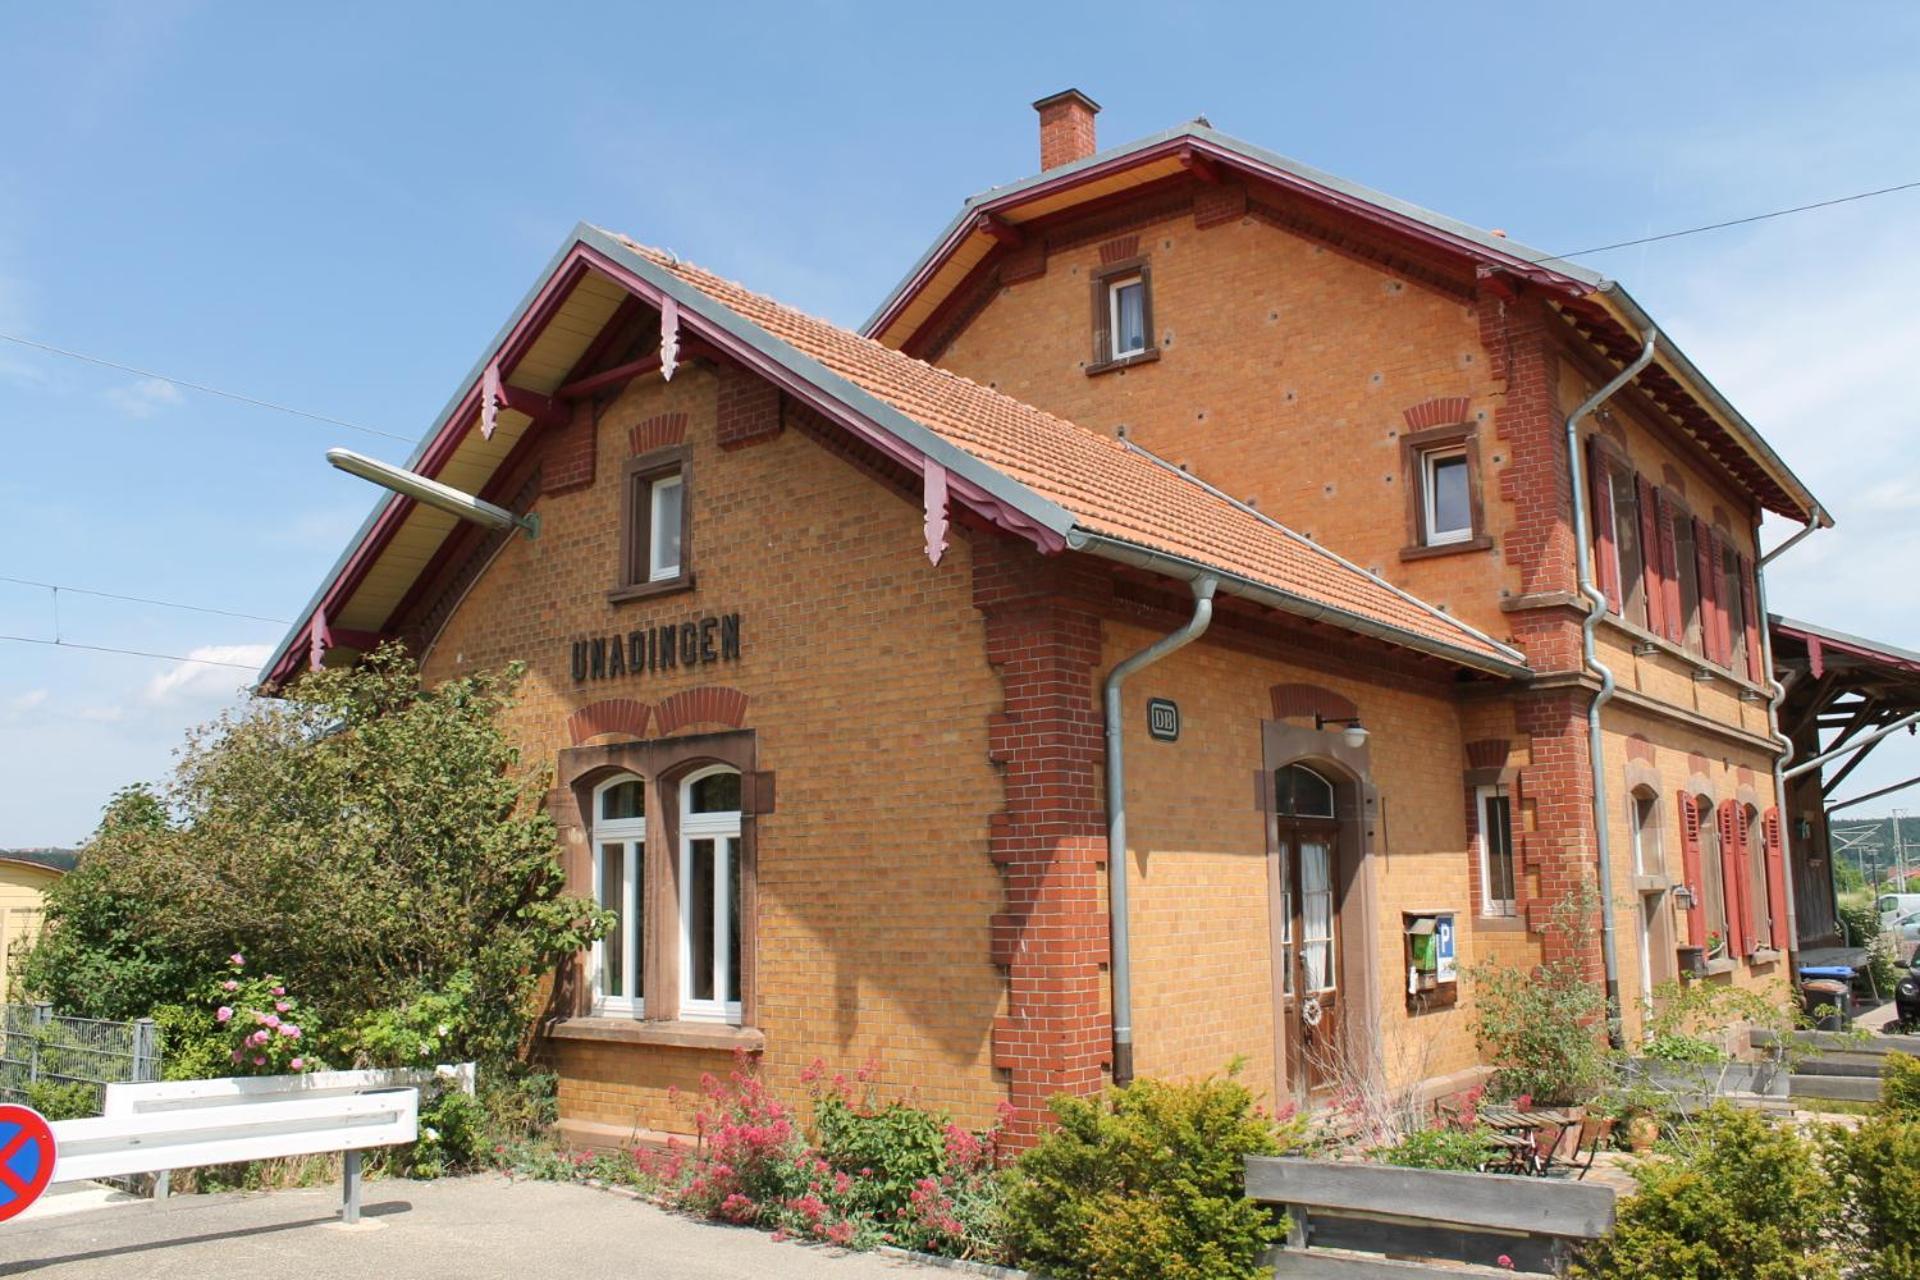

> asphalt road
[0,1175,954,1279]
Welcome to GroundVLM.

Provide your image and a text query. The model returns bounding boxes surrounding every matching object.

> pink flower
[230,1049,242,1063]
[1497,1257,1515,1271]
[289,1057,305,1070]
[221,980,239,992]
[229,953,244,967]
[248,1029,270,1047]
[215,1006,233,1023]
[251,1056,265,1066]
[278,1024,300,1039]
[275,1001,290,1013]
[263,1015,281,1029]
[271,986,285,996]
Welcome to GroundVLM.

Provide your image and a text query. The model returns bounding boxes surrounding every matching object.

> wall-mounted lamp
[1672,885,1697,910]
[1315,714,1370,750]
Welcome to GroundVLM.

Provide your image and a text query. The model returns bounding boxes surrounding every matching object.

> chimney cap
[1031,88,1102,114]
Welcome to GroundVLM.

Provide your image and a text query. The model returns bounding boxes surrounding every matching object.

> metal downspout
[1755,510,1825,950]
[1105,575,1218,1085]
[1568,329,1657,1050]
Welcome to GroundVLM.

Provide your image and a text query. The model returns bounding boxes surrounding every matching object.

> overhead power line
[1525,177,1920,267]
[0,333,411,443]
[0,575,289,625]
[0,634,263,671]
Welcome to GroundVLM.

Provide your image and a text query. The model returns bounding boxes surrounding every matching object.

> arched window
[1629,787,1661,877]
[680,766,743,1023]
[1274,764,1336,819]
[591,775,646,1015]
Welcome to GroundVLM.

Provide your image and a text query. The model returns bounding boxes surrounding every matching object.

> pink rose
[252,1056,265,1066]
[290,1057,305,1071]
[275,1001,290,1013]
[278,1024,300,1038]
[230,953,244,967]
[222,980,239,992]
[249,1029,270,1047]
[271,987,285,997]
[216,1006,233,1023]
[230,1049,242,1063]
[263,1015,280,1029]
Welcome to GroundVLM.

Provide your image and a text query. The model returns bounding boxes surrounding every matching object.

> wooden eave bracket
[975,213,1024,248]
[1179,146,1223,185]
[923,460,950,566]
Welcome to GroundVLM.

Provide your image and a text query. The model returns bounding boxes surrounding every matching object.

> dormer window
[1107,275,1147,359]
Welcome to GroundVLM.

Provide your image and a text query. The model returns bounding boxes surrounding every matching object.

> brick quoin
[541,400,598,494]
[1479,290,1577,610]
[1515,689,1603,979]
[974,539,1109,1147]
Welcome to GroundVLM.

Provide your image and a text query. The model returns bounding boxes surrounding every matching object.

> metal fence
[0,1002,162,1113]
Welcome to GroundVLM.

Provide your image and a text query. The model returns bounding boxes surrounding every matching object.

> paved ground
[0,1176,950,1279]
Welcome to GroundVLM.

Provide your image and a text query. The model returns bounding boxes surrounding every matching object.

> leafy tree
[18,647,606,1070]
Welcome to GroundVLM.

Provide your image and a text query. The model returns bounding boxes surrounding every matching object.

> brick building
[262,92,1827,1144]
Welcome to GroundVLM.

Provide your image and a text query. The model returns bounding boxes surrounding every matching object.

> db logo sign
[1147,698,1180,742]
[0,1105,56,1223]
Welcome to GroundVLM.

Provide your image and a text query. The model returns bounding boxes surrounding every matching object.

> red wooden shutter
[1694,517,1720,662]
[1588,439,1620,612]
[1709,531,1734,666]
[1717,801,1747,959]
[1739,552,1764,685]
[1679,794,1705,947]
[1656,492,1683,644]
[1637,474,1665,637]
[1763,807,1788,953]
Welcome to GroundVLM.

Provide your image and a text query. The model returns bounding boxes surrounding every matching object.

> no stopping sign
[0,1106,56,1224]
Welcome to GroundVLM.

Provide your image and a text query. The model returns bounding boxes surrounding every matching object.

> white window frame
[1107,274,1147,360]
[1421,447,1473,546]
[590,775,646,1017]
[678,765,743,1024]
[1476,783,1516,917]
[648,473,684,582]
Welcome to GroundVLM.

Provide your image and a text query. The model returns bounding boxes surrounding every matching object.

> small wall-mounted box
[1403,911,1459,1011]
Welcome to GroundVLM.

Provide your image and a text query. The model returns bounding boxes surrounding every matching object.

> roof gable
[263,226,1529,688]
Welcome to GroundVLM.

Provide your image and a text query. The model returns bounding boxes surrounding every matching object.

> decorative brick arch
[629,412,688,456]
[654,685,750,735]
[1687,751,1713,779]
[1269,682,1357,723]
[1098,234,1140,264]
[1465,738,1511,770]
[1401,396,1471,431]
[565,698,652,746]
[1626,735,1657,766]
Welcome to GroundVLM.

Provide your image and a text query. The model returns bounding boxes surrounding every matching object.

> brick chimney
[1033,89,1100,171]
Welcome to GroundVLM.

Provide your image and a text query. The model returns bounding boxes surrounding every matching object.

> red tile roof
[617,235,1523,673]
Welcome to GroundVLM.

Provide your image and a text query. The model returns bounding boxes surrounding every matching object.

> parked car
[1895,954,1920,1033]
[1878,892,1920,928]
[1893,909,1920,961]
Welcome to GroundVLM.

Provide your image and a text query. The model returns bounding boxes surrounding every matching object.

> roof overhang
[865,124,1826,526]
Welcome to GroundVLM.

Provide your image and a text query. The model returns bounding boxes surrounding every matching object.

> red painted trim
[1776,622,1920,677]
[559,353,663,399]
[499,384,569,429]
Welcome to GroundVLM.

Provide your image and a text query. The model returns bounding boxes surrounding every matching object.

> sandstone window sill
[1474,915,1528,933]
[1400,535,1493,562]
[1599,613,1765,697]
[547,1017,764,1052]
[1085,348,1161,378]
[607,573,697,607]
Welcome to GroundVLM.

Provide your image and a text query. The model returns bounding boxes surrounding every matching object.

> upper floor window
[1422,448,1472,545]
[1107,275,1148,359]
[618,447,692,598]
[1476,783,1517,917]
[1592,455,1648,629]
[680,766,743,1024]
[591,775,647,1016]
[1088,259,1157,373]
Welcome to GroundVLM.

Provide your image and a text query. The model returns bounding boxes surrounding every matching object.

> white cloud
[142,643,272,707]
[5,689,49,714]
[104,376,185,419]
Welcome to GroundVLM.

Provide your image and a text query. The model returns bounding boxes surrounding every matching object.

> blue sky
[4,3,1920,845]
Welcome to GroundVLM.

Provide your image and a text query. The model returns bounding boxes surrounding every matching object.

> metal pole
[342,1149,362,1225]
[131,1017,158,1083]
[1828,774,1920,814]
[1895,809,1910,891]
[1784,710,1920,779]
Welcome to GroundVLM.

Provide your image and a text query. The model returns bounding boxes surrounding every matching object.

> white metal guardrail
[45,1067,454,1224]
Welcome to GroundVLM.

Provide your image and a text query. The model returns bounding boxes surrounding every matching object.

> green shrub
[813,1092,949,1221]
[1470,887,1614,1105]
[1003,1072,1291,1280]
[1371,1125,1498,1171]
[16,650,610,1074]
[1882,1053,1920,1120]
[1573,1105,1842,1280]
[152,1002,229,1081]
[1643,1034,1724,1064]
[406,1088,489,1179]
[1826,1115,1920,1280]
[1838,900,1899,997]
[23,1079,98,1121]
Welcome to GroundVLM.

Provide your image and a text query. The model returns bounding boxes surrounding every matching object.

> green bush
[1371,1125,1498,1171]
[407,1088,489,1179]
[1003,1072,1290,1280]
[151,1002,229,1081]
[23,1079,98,1121]
[813,1092,949,1221]
[1882,1053,1920,1120]
[1573,1105,1842,1280]
[1838,900,1899,997]
[1826,1115,1920,1280]
[1470,887,1614,1105]
[17,650,609,1074]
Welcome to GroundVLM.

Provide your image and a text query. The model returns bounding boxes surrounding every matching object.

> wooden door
[1283,823,1343,1096]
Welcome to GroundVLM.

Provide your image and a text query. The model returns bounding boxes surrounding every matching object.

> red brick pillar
[1514,689,1603,980]
[974,544,1109,1147]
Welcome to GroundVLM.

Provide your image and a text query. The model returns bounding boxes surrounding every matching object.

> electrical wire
[1522,178,1920,267]
[0,333,411,443]
[0,575,288,625]
[0,634,263,670]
